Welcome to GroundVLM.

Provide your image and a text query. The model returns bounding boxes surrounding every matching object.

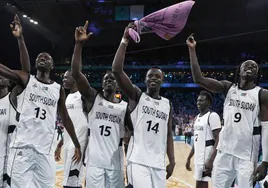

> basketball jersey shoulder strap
[207,111,212,126]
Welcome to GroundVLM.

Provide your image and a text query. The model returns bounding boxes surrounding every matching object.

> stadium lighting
[23,14,27,18]
[34,21,38,25]
[30,19,34,22]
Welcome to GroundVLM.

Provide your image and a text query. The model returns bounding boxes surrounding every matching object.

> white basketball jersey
[87,94,127,170]
[218,85,261,162]
[127,93,171,170]
[0,93,11,157]
[194,111,221,165]
[12,75,61,155]
[6,90,26,156]
[65,91,88,149]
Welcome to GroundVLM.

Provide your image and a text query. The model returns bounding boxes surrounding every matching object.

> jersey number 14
[147,120,159,134]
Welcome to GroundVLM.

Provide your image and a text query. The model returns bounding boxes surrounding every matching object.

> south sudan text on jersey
[0,108,7,115]
[95,112,122,124]
[29,93,57,107]
[142,105,168,121]
[66,104,74,109]
[228,99,256,111]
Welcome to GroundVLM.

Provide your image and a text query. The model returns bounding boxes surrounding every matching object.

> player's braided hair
[234,61,261,86]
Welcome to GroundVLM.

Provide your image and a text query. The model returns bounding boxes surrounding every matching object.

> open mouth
[149,81,157,86]
[105,83,113,87]
[38,60,47,65]
[245,69,253,74]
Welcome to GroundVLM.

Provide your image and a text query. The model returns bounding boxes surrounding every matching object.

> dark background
[0,0,268,68]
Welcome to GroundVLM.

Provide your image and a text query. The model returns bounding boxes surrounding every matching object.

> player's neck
[36,71,51,84]
[199,109,209,116]
[146,89,160,99]
[239,79,256,90]
[103,91,116,102]
[69,86,78,93]
[0,88,8,99]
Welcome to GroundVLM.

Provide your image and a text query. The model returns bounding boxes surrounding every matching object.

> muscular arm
[10,85,23,108]
[17,37,30,73]
[71,42,96,101]
[187,145,195,161]
[208,128,221,163]
[112,40,141,101]
[167,105,175,165]
[259,89,268,165]
[57,87,80,149]
[0,64,28,86]
[57,138,63,149]
[188,47,232,93]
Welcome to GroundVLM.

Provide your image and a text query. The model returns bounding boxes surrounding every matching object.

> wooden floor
[55,142,197,188]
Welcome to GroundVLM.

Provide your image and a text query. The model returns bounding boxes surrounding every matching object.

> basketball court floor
[55,142,196,188]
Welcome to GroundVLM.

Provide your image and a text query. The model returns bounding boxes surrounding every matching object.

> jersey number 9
[234,112,241,123]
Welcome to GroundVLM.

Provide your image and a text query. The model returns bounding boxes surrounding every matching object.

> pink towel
[129,0,195,43]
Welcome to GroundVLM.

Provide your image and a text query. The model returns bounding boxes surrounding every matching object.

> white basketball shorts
[7,147,56,188]
[212,151,255,188]
[86,166,124,188]
[127,162,166,188]
[194,164,211,182]
[63,148,85,187]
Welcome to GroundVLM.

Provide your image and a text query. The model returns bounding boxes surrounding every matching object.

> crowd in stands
[164,92,225,136]
[78,43,268,66]
[54,43,268,136]
[55,69,268,85]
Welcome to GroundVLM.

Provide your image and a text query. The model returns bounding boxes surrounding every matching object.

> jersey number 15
[99,125,111,136]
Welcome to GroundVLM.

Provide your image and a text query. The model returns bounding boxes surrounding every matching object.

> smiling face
[62,71,75,90]
[35,52,54,72]
[102,72,117,92]
[145,68,163,92]
[239,60,259,82]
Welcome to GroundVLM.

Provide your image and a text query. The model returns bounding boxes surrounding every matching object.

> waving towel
[128,0,195,43]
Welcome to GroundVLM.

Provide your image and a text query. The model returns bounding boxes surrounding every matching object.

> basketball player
[54,70,88,188]
[186,90,221,188]
[0,76,11,187]
[1,14,31,187]
[112,24,175,188]
[71,21,129,188]
[186,35,268,188]
[0,28,81,188]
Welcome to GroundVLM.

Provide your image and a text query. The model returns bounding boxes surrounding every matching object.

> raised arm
[112,24,141,101]
[166,104,175,179]
[10,15,30,73]
[186,35,232,94]
[71,21,96,101]
[0,64,28,86]
[57,87,81,163]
